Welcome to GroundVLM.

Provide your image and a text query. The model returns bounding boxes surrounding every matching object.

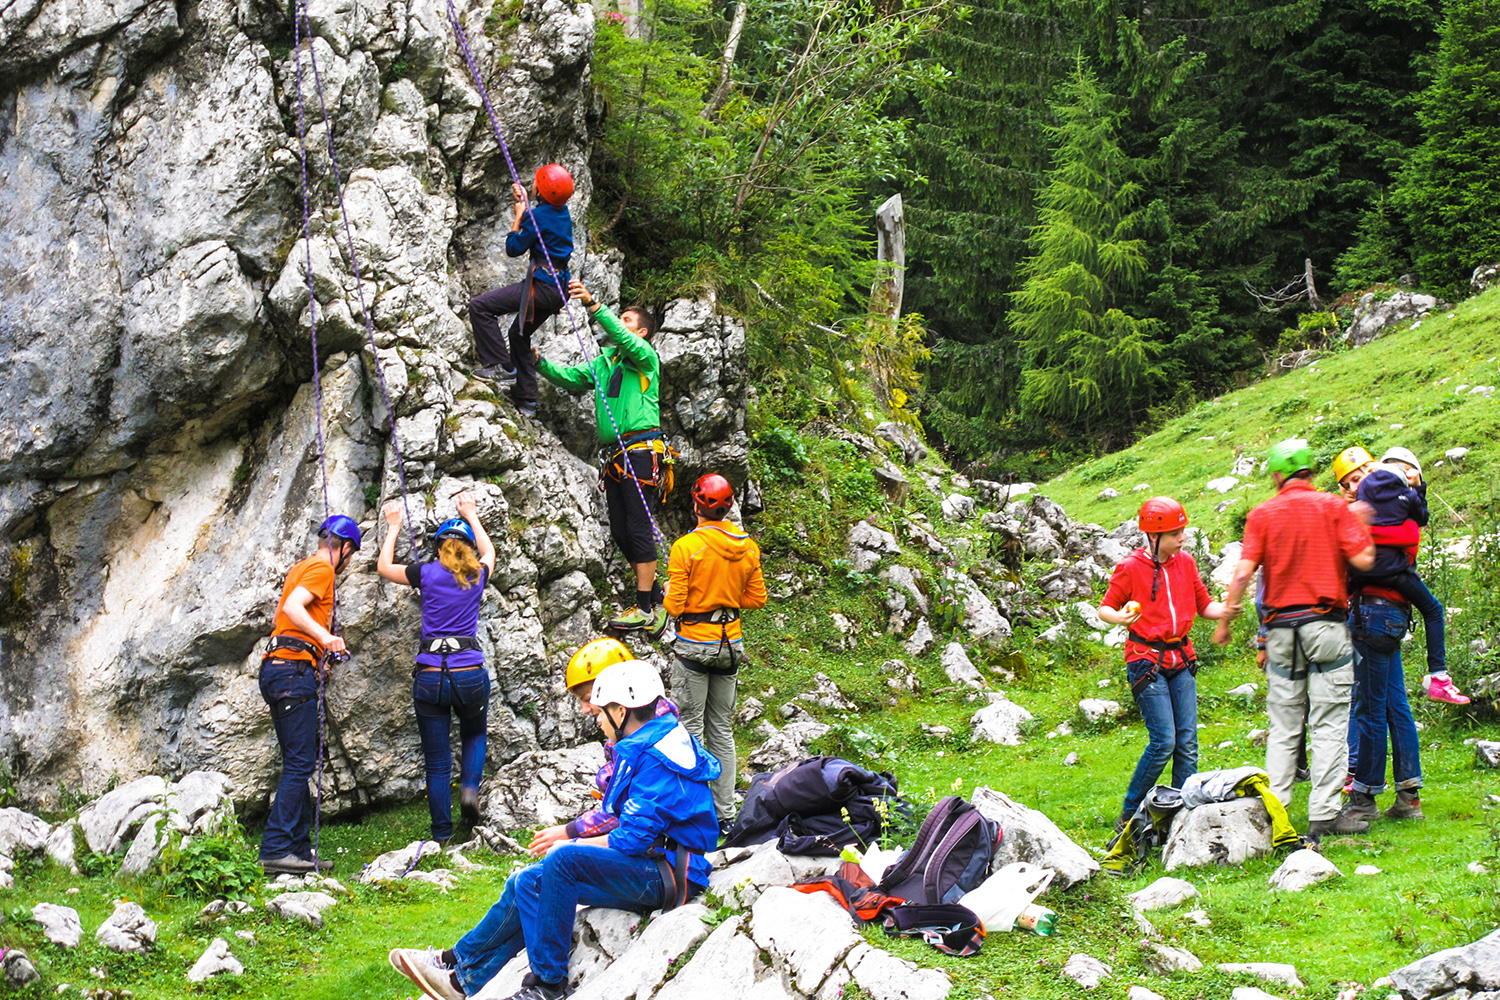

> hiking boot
[260,854,316,875]
[1386,789,1424,819]
[1427,675,1471,705]
[389,947,465,1000]
[503,973,571,1000]
[1294,766,1311,784]
[609,606,651,631]
[1308,808,1370,838]
[461,786,481,828]
[302,855,335,873]
[645,605,669,641]
[1344,790,1380,821]
[474,365,517,386]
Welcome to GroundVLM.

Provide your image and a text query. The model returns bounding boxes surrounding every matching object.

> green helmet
[1266,438,1313,477]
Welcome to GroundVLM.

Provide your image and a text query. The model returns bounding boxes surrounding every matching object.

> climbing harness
[440,0,672,571]
[600,429,678,504]
[1124,632,1197,695]
[1261,603,1347,680]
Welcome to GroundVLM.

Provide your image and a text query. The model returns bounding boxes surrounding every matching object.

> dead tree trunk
[870,193,905,321]
[704,1,748,117]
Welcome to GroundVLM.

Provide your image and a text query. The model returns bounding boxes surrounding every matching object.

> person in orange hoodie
[664,474,768,829]
[1098,497,1228,830]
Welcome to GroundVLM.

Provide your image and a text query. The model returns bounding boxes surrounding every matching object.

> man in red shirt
[1215,439,1375,839]
[258,514,361,874]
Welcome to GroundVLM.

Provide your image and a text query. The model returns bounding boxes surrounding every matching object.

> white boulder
[31,903,83,948]
[971,786,1098,887]
[1268,849,1341,892]
[187,938,244,982]
[1062,953,1112,989]
[1218,963,1304,989]
[1161,798,1274,870]
[96,901,158,953]
[265,891,340,928]
[970,697,1033,746]
[1078,699,1124,723]
[942,642,985,689]
[1129,876,1200,911]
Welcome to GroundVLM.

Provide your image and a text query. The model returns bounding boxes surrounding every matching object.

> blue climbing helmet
[318,514,363,550]
[435,517,476,548]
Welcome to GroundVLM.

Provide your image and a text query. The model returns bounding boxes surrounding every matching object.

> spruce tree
[1009,64,1163,442]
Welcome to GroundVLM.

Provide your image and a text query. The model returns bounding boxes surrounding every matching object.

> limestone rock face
[0,0,749,815]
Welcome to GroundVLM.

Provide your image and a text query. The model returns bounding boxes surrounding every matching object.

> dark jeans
[604,449,662,565]
[1351,603,1423,795]
[413,666,491,841]
[453,844,674,993]
[258,658,320,861]
[1122,660,1199,815]
[469,277,565,404]
[1388,572,1446,675]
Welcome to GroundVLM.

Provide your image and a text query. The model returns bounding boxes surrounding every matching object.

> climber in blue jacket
[388,658,720,1000]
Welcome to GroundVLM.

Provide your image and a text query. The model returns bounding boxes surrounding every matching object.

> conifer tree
[1009,64,1163,441]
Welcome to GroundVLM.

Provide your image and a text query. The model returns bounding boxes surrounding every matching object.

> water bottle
[1015,903,1056,936]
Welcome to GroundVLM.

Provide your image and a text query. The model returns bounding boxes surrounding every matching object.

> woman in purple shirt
[378,491,497,844]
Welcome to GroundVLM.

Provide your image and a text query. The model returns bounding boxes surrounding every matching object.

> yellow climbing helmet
[1331,446,1375,485]
[566,638,635,690]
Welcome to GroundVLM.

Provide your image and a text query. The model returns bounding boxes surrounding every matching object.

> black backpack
[722,756,905,856]
[878,796,1001,905]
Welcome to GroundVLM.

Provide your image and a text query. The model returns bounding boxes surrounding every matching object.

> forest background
[582,0,1500,478]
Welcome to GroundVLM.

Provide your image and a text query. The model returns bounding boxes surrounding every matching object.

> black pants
[605,450,661,564]
[469,277,565,404]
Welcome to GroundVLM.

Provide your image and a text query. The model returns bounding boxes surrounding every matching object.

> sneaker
[511,397,537,418]
[1344,790,1380,821]
[646,605,669,641]
[260,854,315,875]
[1294,767,1311,784]
[389,948,465,1000]
[609,606,650,631]
[461,787,481,828]
[474,365,518,386]
[503,972,571,1000]
[1386,789,1425,819]
[1428,676,1471,705]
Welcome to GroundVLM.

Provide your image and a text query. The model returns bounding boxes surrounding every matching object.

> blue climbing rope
[441,0,673,570]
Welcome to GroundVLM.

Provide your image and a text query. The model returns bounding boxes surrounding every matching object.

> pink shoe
[1427,676,1471,705]
[1342,771,1354,795]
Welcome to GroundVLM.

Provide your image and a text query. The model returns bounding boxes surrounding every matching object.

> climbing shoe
[260,854,316,875]
[474,365,517,386]
[461,786,481,828]
[1344,789,1380,821]
[646,605,669,641]
[1427,675,1471,705]
[609,606,651,631]
[1385,789,1424,819]
[503,972,571,1000]
[389,947,466,1000]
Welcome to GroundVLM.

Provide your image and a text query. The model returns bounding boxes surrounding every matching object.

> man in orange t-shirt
[1215,439,1374,840]
[258,514,362,875]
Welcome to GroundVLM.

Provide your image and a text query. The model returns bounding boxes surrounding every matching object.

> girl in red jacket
[1098,497,1228,829]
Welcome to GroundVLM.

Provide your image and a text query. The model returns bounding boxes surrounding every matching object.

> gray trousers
[670,657,738,820]
[1265,620,1354,822]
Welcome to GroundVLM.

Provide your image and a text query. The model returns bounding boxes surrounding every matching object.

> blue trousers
[413,666,491,841]
[1122,660,1199,815]
[259,658,320,860]
[1350,603,1423,795]
[453,845,669,993]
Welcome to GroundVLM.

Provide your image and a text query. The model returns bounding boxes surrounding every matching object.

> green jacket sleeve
[537,354,597,393]
[592,304,657,370]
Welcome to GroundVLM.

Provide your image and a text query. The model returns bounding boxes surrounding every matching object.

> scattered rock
[1098,488,1121,500]
[45,820,79,872]
[1447,446,1470,464]
[77,776,168,854]
[32,903,83,948]
[187,938,243,982]
[1226,683,1259,699]
[1186,909,1212,927]
[0,808,51,860]
[1129,877,1200,911]
[362,840,447,883]
[1130,988,1165,1000]
[972,786,1099,887]
[1078,699,1124,723]
[1346,290,1449,346]
[1062,953,1113,989]
[1390,926,1500,1000]
[1473,262,1500,293]
[1231,454,1258,477]
[1356,865,1383,876]
[1162,798,1273,870]
[709,844,798,909]
[797,673,855,710]
[1248,729,1270,747]
[1144,943,1203,975]
[735,698,765,725]
[751,887,862,995]
[1064,752,1080,767]
[746,720,834,773]
[847,521,903,573]
[2,949,38,986]
[235,929,256,944]
[941,493,976,523]
[845,942,951,1000]
[265,891,339,929]
[569,904,710,1000]
[1474,741,1500,768]
[1206,476,1239,494]
[1230,988,1287,1000]
[1218,963,1304,989]
[970,696,1033,747]
[942,643,985,689]
[1269,849,1341,892]
[875,421,928,465]
[904,619,935,657]
[481,745,607,831]
[943,569,1012,641]
[96,901,158,953]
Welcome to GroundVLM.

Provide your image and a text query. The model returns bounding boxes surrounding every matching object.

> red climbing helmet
[1137,496,1187,534]
[535,164,574,206]
[691,474,734,517]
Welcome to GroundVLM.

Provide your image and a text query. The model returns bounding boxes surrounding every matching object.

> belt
[419,636,482,655]
[677,609,741,625]
[266,635,321,659]
[1354,595,1408,609]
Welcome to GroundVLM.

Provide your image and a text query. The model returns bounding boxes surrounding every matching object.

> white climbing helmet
[590,660,665,709]
[1382,446,1422,477]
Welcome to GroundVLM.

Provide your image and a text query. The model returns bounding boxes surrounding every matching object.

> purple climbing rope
[441,0,672,568]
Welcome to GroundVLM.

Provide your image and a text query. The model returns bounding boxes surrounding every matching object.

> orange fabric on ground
[269,554,336,662]
[1241,479,1371,611]
[664,521,767,643]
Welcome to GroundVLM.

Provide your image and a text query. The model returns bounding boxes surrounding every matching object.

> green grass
[1039,286,1500,543]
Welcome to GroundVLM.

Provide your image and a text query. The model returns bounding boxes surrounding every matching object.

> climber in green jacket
[535,280,670,638]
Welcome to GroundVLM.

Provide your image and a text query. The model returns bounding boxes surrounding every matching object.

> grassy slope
[1040,286,1500,544]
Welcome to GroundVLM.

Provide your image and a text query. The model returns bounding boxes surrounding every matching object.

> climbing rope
[442,0,672,570]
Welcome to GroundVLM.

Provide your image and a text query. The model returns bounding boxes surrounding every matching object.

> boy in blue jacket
[389,658,719,1000]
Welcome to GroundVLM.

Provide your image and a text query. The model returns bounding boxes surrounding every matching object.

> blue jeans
[1392,572,1446,676]
[413,666,491,841]
[1122,660,1199,815]
[1350,603,1423,795]
[258,658,320,860]
[452,844,670,992]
